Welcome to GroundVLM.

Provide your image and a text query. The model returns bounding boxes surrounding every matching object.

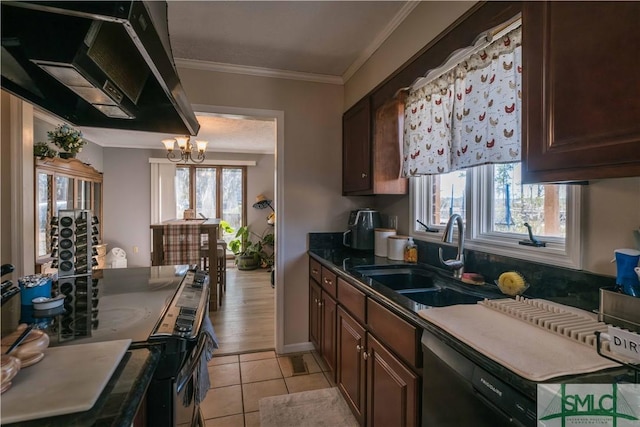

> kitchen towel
[163,222,202,265]
[196,315,218,404]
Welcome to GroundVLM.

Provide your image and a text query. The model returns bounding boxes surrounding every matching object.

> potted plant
[48,124,86,159]
[229,226,274,271]
[33,141,57,158]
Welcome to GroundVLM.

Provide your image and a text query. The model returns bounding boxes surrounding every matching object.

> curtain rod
[395,13,522,97]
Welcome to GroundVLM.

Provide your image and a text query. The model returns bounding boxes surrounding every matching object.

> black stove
[34,266,189,346]
[32,265,213,427]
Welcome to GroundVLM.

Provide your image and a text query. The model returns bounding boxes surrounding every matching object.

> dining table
[150,218,220,309]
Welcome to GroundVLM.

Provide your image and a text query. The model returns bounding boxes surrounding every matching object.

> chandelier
[162,136,208,163]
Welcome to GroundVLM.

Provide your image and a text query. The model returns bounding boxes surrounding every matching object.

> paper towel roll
[388,235,408,260]
[374,228,396,257]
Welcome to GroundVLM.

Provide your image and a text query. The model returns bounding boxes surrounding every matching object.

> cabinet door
[309,279,321,351]
[367,333,419,427]
[372,99,407,194]
[343,97,372,194]
[321,292,337,378]
[523,2,640,182]
[337,307,366,426]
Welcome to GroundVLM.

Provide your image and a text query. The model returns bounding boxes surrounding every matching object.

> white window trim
[410,167,583,270]
[148,158,256,166]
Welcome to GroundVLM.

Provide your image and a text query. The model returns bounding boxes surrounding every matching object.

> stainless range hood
[1,1,200,135]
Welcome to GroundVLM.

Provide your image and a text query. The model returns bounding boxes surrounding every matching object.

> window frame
[410,164,582,269]
[176,164,248,229]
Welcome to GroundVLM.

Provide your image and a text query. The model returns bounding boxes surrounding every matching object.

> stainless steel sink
[350,264,499,308]
[353,267,436,291]
[397,288,484,307]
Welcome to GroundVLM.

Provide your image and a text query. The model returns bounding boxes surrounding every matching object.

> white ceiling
[76,1,414,155]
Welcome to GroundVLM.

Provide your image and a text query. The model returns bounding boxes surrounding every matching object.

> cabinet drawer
[321,267,337,298]
[367,299,420,368]
[309,258,321,284]
[337,278,366,324]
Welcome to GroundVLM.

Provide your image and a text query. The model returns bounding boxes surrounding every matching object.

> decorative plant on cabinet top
[48,124,86,159]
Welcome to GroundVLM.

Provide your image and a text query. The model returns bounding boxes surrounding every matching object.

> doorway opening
[193,104,283,355]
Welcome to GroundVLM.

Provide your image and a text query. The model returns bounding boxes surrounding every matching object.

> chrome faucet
[438,214,464,279]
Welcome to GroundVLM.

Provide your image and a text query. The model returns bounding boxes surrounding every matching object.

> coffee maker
[343,209,381,251]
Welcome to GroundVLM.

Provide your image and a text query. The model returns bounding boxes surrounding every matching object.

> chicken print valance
[402,26,522,176]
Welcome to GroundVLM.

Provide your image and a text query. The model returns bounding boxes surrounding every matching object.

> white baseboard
[280,341,315,355]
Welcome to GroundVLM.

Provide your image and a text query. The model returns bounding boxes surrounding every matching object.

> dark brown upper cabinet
[342,97,408,195]
[522,2,640,183]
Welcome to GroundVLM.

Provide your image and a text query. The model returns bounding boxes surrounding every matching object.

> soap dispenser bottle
[404,237,417,263]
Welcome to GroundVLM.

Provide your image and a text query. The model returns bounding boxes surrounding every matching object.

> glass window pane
[93,183,101,220]
[77,180,91,209]
[37,173,53,257]
[492,163,566,237]
[55,176,73,213]
[430,171,466,226]
[93,182,102,237]
[195,168,217,219]
[175,167,190,217]
[222,168,243,241]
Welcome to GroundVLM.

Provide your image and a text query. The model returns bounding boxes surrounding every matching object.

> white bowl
[32,295,64,310]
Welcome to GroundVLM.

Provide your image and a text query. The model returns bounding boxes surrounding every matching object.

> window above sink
[411,163,582,270]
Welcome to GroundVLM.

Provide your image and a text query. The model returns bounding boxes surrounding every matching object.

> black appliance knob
[60,217,73,227]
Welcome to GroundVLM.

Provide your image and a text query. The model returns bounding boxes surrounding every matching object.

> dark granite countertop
[5,345,161,427]
[308,248,505,327]
[308,247,637,399]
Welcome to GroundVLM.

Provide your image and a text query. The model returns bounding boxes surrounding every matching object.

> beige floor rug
[259,387,359,427]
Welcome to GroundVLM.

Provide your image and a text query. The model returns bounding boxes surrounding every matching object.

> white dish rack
[479,296,640,380]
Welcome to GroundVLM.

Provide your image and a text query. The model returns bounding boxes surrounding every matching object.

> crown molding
[175,58,344,85]
[342,0,420,83]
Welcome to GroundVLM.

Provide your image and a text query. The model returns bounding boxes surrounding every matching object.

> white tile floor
[202,350,335,427]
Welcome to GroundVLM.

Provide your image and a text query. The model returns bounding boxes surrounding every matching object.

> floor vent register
[289,355,309,376]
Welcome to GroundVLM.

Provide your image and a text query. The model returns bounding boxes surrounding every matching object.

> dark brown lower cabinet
[309,279,321,350]
[320,292,337,377]
[337,307,367,425]
[367,333,419,427]
[337,309,419,427]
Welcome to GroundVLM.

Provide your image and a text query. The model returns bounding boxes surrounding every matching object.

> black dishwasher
[421,329,536,427]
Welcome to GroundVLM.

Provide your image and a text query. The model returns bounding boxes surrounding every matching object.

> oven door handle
[176,331,212,394]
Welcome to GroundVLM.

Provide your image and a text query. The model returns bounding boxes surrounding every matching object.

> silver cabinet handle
[313,298,318,304]
[363,351,370,360]
[318,301,323,307]
[312,269,319,274]
[361,173,367,178]
[356,344,363,352]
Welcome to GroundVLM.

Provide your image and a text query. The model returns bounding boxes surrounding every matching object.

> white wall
[176,68,373,347]
[103,148,153,267]
[246,153,275,236]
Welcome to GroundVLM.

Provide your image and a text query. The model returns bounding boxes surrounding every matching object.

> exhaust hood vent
[1,1,200,135]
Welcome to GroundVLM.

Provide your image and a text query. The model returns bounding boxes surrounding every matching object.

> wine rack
[50,209,100,278]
